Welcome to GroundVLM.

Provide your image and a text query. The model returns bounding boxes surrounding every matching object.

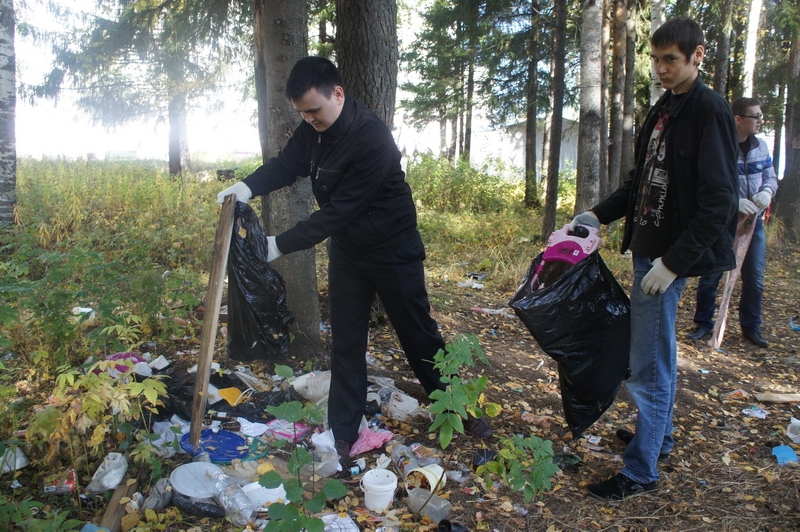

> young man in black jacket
[217,57,492,467]
[571,18,738,499]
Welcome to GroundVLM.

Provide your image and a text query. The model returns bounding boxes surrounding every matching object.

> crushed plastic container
[407,487,452,522]
[211,471,256,526]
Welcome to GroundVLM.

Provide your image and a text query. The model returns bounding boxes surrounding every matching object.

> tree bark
[620,0,636,185]
[774,82,785,174]
[0,0,14,227]
[649,0,666,105]
[166,56,189,176]
[776,9,800,239]
[712,0,736,96]
[542,0,566,239]
[599,0,610,200]
[608,0,626,195]
[255,0,321,359]
[335,0,398,128]
[575,0,602,214]
[524,0,540,208]
[742,0,762,97]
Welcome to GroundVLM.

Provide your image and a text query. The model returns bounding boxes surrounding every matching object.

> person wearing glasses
[687,97,778,347]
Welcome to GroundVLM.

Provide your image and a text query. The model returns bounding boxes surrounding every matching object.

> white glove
[738,198,758,215]
[641,257,677,295]
[569,211,600,231]
[267,236,282,262]
[217,181,252,205]
[751,190,772,210]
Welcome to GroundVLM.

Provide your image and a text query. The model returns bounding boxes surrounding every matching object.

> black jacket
[592,77,739,277]
[243,97,417,256]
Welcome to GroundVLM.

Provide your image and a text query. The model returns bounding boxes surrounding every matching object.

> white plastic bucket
[405,464,445,493]
[360,468,397,512]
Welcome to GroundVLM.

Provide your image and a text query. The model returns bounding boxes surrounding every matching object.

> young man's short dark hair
[731,97,760,117]
[651,16,705,61]
[284,56,346,101]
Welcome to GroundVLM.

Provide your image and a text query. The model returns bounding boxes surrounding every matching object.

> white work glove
[751,190,772,210]
[641,257,677,295]
[267,236,282,262]
[738,198,758,215]
[217,181,252,205]
[569,211,601,231]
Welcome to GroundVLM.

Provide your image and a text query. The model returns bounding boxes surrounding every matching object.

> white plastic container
[406,464,445,492]
[360,468,398,512]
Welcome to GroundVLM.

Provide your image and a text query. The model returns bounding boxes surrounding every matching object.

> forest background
[0,0,799,530]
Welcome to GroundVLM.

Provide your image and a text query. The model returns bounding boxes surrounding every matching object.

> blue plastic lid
[180,429,248,462]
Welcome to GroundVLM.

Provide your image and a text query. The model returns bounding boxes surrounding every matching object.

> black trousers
[326,231,446,443]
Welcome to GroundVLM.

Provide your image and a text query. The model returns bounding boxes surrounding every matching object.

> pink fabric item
[349,427,393,456]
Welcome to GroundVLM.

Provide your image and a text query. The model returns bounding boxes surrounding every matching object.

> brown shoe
[464,415,493,439]
[334,439,353,468]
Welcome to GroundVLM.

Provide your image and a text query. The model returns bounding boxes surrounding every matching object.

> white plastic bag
[86,452,128,493]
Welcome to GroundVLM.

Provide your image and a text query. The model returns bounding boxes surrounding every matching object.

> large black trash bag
[509,251,630,438]
[227,201,295,361]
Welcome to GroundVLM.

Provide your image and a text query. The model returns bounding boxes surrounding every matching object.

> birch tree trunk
[712,0,736,96]
[742,0,762,97]
[650,0,666,105]
[255,0,321,359]
[575,0,602,214]
[620,0,636,185]
[608,0,626,197]
[776,9,800,239]
[0,0,14,227]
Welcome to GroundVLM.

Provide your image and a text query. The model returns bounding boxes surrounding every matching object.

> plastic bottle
[407,487,452,522]
[211,471,256,527]
[390,443,419,479]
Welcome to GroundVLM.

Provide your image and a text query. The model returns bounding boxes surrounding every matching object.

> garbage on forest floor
[86,452,128,494]
[741,404,769,419]
[772,445,799,465]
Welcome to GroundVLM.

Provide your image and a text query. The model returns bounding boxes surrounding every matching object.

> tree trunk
[255,0,321,359]
[650,0,666,105]
[598,0,610,200]
[575,0,602,214]
[166,57,188,176]
[712,0,736,96]
[742,0,762,97]
[464,59,474,161]
[620,0,636,185]
[608,0,626,194]
[542,0,566,240]
[776,11,800,239]
[0,0,14,228]
[524,0,540,209]
[335,0,398,128]
[774,82,785,174]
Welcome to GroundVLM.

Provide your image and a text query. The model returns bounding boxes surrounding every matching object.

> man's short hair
[651,17,705,61]
[284,57,346,101]
[731,97,760,117]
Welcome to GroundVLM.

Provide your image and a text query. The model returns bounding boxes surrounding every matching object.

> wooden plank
[190,195,236,448]
[754,393,800,403]
[709,213,756,349]
[99,479,138,532]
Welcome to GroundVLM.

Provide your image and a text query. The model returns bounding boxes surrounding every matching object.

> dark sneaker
[615,429,670,462]
[687,325,712,341]
[587,472,657,500]
[743,329,769,347]
[464,415,493,439]
[334,439,353,468]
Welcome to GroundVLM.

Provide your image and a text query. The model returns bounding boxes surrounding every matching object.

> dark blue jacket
[592,76,739,277]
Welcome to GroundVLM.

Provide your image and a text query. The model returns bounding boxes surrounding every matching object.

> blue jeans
[621,255,687,485]
[692,217,765,333]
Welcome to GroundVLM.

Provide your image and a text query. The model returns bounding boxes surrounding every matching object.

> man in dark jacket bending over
[571,18,738,499]
[217,57,492,467]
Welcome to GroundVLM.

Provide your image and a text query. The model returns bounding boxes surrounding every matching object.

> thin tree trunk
[166,57,188,176]
[575,0,602,214]
[256,0,320,359]
[599,0,610,199]
[0,0,15,227]
[608,0,626,193]
[620,0,636,185]
[524,0,540,208]
[713,0,735,96]
[774,82,785,174]
[776,9,800,238]
[650,0,666,105]
[542,0,566,239]
[743,0,762,97]
[335,0,398,127]
[464,59,473,161]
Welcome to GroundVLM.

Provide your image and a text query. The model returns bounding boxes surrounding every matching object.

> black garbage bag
[509,251,630,438]
[227,202,295,361]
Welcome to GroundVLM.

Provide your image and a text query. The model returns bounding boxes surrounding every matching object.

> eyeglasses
[739,114,763,121]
